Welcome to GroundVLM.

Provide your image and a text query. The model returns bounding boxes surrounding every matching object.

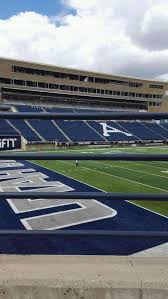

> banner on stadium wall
[0,135,21,151]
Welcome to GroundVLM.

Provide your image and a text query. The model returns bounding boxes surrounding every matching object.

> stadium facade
[0,57,168,111]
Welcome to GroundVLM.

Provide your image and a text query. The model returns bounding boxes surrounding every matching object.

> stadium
[1,0,168,295]
[0,56,167,257]
[0,46,168,299]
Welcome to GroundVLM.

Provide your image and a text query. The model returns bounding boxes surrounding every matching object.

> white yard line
[58,160,168,192]
[91,161,168,179]
[125,161,167,170]
[150,161,168,165]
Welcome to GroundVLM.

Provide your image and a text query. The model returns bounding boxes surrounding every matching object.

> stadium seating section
[0,104,167,144]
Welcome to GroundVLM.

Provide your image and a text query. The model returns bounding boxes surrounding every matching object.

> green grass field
[31,145,168,217]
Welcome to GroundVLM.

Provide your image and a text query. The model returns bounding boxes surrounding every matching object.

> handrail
[0,111,168,120]
[0,153,168,160]
[0,192,167,201]
[0,230,167,238]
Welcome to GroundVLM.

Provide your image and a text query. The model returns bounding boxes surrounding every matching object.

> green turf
[30,145,168,217]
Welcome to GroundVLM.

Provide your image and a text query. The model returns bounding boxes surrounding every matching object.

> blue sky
[0,0,73,19]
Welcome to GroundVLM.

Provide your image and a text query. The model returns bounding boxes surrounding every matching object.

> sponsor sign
[0,136,21,151]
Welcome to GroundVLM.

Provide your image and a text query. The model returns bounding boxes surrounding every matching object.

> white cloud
[128,3,168,51]
[0,0,168,79]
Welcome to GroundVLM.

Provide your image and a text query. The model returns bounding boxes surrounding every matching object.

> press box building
[0,57,168,111]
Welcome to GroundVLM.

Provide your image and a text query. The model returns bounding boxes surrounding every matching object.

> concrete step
[0,255,167,299]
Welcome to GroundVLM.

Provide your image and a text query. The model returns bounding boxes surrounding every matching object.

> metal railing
[0,111,168,239]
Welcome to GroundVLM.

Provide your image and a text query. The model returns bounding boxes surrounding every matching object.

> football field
[0,145,167,255]
[33,145,168,217]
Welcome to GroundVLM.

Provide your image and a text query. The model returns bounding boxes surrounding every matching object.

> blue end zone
[0,160,167,255]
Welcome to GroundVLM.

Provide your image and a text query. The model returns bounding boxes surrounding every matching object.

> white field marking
[2,161,116,229]
[112,160,168,171]
[11,146,168,157]
[91,160,168,179]
[150,161,168,165]
[103,151,123,154]
[58,160,168,193]
[145,161,168,169]
[123,161,167,171]
[21,199,117,230]
[130,241,168,256]
[20,203,84,230]
[7,199,78,214]
[31,160,168,219]
[81,151,94,154]
[126,198,168,219]
[18,145,168,153]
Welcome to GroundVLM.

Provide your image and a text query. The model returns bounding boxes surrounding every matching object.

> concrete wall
[0,255,167,299]
[26,142,56,151]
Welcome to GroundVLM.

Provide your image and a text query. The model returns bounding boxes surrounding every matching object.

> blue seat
[10,120,41,141]
[56,120,104,142]
[142,122,167,139]
[119,121,162,140]
[7,105,166,143]
[29,120,68,142]
[0,120,17,135]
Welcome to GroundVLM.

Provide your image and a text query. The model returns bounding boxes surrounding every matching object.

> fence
[0,111,168,240]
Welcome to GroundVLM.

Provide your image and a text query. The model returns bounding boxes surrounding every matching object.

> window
[26,81,37,87]
[49,83,59,89]
[60,85,69,91]
[88,77,94,83]
[79,76,87,81]
[14,79,25,86]
[12,65,144,88]
[79,87,87,93]
[136,93,142,97]
[38,82,48,88]
[150,84,164,89]
[0,77,11,84]
[70,86,78,92]
[88,88,96,93]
